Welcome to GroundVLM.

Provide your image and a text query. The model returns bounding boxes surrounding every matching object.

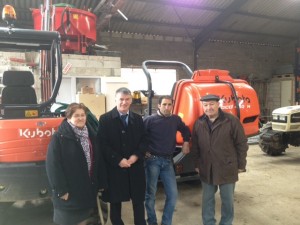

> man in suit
[97,87,147,225]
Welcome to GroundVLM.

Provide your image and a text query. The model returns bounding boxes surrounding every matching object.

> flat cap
[200,94,220,101]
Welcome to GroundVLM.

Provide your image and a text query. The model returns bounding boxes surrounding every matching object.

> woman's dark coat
[191,110,248,185]
[97,107,147,203]
[46,119,107,210]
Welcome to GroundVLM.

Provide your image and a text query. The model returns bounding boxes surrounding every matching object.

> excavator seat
[1,71,37,104]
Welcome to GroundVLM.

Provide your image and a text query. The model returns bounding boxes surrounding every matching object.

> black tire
[265,145,285,156]
[258,123,286,156]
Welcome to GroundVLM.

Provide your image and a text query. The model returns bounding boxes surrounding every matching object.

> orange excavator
[0,5,64,202]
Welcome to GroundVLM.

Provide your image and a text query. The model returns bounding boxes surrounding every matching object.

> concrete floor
[1,144,300,225]
[121,144,300,225]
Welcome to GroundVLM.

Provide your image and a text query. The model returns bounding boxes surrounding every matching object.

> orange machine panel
[0,117,64,163]
[172,69,260,144]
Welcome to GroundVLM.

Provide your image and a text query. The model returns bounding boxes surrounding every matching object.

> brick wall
[98,32,297,116]
[99,32,295,80]
[62,54,121,77]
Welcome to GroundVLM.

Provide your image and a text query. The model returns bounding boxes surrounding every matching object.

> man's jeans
[145,156,178,225]
[201,182,235,225]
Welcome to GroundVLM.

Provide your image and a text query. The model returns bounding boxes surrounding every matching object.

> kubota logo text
[19,128,56,138]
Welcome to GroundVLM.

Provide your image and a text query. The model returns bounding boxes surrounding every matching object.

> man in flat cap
[191,94,248,225]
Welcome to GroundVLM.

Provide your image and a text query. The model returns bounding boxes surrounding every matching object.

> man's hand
[119,158,131,168]
[182,142,190,155]
[238,169,246,173]
[60,193,69,201]
[128,155,138,165]
[195,168,200,174]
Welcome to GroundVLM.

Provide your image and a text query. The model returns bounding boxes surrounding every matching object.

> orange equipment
[32,6,97,54]
[0,5,63,202]
[142,60,260,180]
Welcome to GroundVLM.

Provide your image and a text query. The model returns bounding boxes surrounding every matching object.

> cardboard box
[81,86,94,94]
[76,93,105,119]
[141,96,148,104]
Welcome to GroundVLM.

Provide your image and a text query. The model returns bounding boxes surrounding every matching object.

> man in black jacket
[97,87,147,225]
[144,95,190,225]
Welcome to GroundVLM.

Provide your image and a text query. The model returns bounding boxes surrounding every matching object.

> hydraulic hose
[215,76,241,119]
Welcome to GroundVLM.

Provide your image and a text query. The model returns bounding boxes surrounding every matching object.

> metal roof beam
[218,28,296,40]
[133,0,300,24]
[133,0,222,12]
[236,11,300,24]
[194,0,249,50]
[110,17,202,30]
[110,17,297,40]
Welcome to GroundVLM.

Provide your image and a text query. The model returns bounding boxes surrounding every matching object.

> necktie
[120,114,128,127]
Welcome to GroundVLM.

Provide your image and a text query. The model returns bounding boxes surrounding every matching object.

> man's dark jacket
[191,110,248,185]
[46,119,107,210]
[97,107,147,203]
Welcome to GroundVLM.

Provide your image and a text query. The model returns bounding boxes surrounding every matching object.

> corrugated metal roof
[240,0,300,19]
[0,0,299,46]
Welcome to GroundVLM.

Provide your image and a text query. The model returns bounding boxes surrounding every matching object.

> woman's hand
[128,155,138,165]
[119,158,131,168]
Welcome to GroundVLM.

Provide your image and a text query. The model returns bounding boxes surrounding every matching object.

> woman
[46,103,107,225]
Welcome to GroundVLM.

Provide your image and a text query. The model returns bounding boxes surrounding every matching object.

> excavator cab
[0,27,62,118]
[0,5,63,202]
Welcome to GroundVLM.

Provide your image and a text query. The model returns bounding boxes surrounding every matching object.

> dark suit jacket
[97,107,147,203]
